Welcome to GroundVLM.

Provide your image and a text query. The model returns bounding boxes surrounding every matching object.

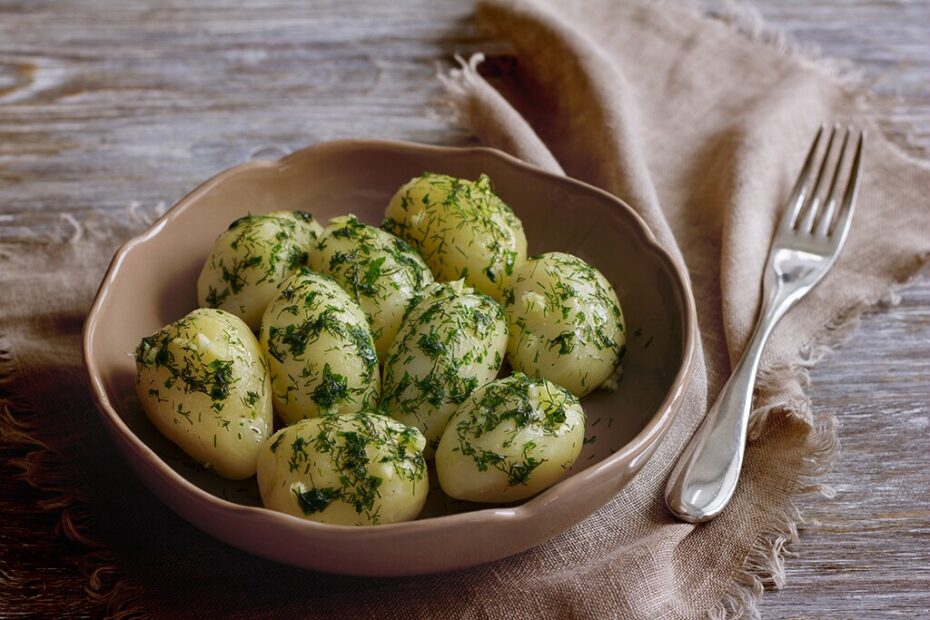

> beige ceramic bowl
[83,140,696,576]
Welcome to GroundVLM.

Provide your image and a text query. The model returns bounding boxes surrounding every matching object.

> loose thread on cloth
[439,2,929,619]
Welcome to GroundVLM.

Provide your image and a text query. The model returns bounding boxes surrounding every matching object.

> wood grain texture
[0,0,927,617]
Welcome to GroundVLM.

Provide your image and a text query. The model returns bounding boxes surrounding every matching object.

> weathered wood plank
[0,0,488,221]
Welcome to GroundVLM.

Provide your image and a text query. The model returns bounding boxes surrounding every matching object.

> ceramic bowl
[83,140,697,576]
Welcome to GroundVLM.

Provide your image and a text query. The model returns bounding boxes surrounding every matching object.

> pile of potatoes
[134,172,626,526]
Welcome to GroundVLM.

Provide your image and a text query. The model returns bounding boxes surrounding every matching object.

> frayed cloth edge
[702,1,930,614]
[697,1,930,614]
[711,249,930,620]
[0,337,147,619]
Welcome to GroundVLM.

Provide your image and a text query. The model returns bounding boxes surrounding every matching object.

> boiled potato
[383,172,527,302]
[259,269,380,424]
[134,308,273,480]
[436,373,585,503]
[380,280,507,456]
[504,252,625,397]
[197,210,323,330]
[256,413,428,525]
[309,214,433,357]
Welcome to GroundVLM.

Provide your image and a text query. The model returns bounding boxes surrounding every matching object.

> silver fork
[665,124,865,523]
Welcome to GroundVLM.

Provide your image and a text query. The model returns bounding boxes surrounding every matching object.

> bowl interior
[90,142,686,519]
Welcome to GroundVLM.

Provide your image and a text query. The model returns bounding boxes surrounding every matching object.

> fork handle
[664,304,783,523]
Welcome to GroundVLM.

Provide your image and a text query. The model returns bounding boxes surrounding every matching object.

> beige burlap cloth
[2,0,929,618]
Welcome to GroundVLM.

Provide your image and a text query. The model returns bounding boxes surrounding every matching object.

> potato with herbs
[198,210,323,330]
[436,373,585,503]
[256,413,428,525]
[259,269,379,424]
[134,308,273,480]
[383,172,527,302]
[380,280,507,456]
[505,252,626,397]
[309,214,433,357]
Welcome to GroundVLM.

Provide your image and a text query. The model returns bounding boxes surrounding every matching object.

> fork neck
[740,269,797,371]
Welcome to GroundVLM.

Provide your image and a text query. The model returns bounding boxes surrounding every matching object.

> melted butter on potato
[504,252,626,397]
[197,210,323,330]
[256,413,428,525]
[383,173,527,302]
[259,269,380,424]
[309,214,433,357]
[134,308,273,480]
[436,373,585,503]
[380,280,507,457]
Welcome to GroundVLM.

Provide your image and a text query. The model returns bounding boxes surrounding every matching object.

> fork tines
[782,124,865,241]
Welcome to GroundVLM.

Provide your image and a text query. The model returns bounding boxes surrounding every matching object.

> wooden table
[1,1,927,616]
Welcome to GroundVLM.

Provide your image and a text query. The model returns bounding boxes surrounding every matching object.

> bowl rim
[82,138,697,538]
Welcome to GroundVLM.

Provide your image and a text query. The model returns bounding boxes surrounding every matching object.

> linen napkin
[2,0,929,618]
